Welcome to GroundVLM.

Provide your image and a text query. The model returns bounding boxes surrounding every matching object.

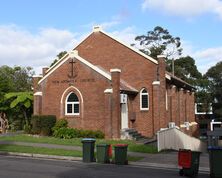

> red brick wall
[165,83,196,131]
[75,31,158,137]
[39,59,111,133]
[34,30,196,138]
[157,57,166,129]
[111,70,121,139]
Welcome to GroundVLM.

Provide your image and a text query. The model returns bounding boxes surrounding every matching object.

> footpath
[0,140,209,174]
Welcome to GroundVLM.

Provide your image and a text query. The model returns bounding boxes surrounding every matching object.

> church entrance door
[121,97,128,129]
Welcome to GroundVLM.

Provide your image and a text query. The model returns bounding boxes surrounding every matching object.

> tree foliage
[0,66,33,94]
[50,51,67,67]
[4,92,33,124]
[173,56,202,86]
[5,92,33,109]
[205,61,222,118]
[0,66,34,129]
[134,26,182,59]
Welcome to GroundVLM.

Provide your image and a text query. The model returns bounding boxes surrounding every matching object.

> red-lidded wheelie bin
[96,143,110,163]
[114,144,128,165]
[178,149,201,177]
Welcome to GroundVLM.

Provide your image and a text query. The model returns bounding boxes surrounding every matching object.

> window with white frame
[66,92,80,115]
[140,88,149,110]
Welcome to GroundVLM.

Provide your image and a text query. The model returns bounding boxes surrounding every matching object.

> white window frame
[140,88,149,111]
[195,103,213,115]
[65,92,80,116]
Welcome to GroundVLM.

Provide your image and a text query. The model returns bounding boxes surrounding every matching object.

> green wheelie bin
[96,144,110,163]
[81,138,96,162]
[208,146,222,178]
[178,149,201,177]
[114,144,128,165]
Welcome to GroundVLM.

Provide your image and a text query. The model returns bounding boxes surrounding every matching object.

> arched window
[65,92,80,115]
[140,88,149,110]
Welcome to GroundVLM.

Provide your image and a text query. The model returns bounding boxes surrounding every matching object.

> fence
[157,128,207,152]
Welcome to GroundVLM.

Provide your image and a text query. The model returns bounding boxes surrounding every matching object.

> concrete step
[121,128,156,144]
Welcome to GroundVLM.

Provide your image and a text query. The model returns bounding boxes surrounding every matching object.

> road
[0,155,208,178]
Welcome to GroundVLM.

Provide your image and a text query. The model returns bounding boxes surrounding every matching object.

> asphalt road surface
[0,155,209,178]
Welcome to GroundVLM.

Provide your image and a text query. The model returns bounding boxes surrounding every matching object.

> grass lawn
[0,144,82,157]
[0,145,144,162]
[0,134,158,153]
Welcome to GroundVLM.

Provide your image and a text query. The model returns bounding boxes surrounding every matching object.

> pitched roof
[86,26,158,64]
[38,51,138,93]
[38,51,110,84]
[165,71,196,91]
[45,26,158,77]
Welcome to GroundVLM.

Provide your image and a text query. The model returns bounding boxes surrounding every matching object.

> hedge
[31,115,56,136]
[53,127,104,139]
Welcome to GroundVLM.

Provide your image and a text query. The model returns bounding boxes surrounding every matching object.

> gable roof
[86,26,158,65]
[38,51,110,84]
[38,51,138,93]
[46,26,158,75]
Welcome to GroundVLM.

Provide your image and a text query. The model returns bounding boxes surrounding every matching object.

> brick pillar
[34,92,42,115]
[170,85,178,125]
[185,90,190,122]
[157,55,166,129]
[42,67,49,76]
[190,91,195,122]
[104,89,113,139]
[179,88,185,125]
[152,81,160,134]
[32,75,42,93]
[110,69,121,139]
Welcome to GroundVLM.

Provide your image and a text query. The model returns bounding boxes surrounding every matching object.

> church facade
[33,26,197,139]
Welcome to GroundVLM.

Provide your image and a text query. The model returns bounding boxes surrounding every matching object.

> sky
[0,0,222,75]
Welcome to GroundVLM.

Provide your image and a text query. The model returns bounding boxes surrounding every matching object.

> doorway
[121,102,128,129]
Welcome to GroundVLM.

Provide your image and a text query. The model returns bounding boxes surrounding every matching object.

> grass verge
[0,144,82,157]
[0,145,144,162]
[0,134,158,153]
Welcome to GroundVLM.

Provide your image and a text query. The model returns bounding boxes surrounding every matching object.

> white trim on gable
[72,27,158,64]
[165,73,171,80]
[152,81,160,85]
[38,51,111,84]
[110,69,121,73]
[76,54,111,80]
[34,92,42,96]
[93,26,102,32]
[99,29,158,65]
[38,27,159,84]
[46,32,93,75]
[104,88,113,93]
[157,55,166,59]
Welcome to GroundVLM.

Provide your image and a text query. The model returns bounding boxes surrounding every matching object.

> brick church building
[33,26,196,139]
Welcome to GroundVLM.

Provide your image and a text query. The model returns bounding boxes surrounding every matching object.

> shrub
[10,120,23,131]
[31,115,41,134]
[23,124,32,134]
[52,118,68,137]
[53,127,104,139]
[52,119,68,131]
[80,129,105,139]
[31,115,56,136]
